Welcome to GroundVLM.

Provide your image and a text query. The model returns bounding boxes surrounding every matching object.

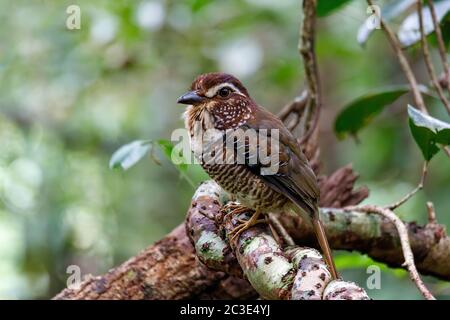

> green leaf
[407,105,450,160]
[156,139,187,173]
[398,0,450,47]
[357,0,416,45]
[316,0,354,17]
[156,139,174,159]
[334,86,410,139]
[439,9,450,44]
[156,140,196,188]
[109,139,197,187]
[109,140,152,170]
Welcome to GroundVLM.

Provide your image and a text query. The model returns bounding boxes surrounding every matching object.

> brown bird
[178,72,338,279]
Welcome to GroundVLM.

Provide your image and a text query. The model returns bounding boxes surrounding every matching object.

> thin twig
[268,221,283,245]
[418,0,450,115]
[426,201,437,224]
[345,204,436,300]
[299,0,321,144]
[427,0,450,94]
[277,91,308,122]
[385,162,428,210]
[367,0,427,113]
[439,69,450,90]
[267,213,295,246]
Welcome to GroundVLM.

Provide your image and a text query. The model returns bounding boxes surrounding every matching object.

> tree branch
[299,0,321,145]
[54,164,450,300]
[186,186,369,300]
[277,91,309,132]
[385,161,427,210]
[280,206,450,282]
[345,205,435,300]
[53,164,368,300]
[267,212,295,246]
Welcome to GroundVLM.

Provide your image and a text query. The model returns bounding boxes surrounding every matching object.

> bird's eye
[218,87,231,98]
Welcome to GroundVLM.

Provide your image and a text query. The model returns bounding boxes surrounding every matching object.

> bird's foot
[229,210,263,243]
[224,203,250,216]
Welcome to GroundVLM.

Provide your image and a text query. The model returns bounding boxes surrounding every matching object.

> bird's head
[178,72,255,131]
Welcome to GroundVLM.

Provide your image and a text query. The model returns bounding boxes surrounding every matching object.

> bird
[177,72,338,279]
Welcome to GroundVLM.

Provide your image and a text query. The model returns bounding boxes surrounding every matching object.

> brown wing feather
[239,105,319,217]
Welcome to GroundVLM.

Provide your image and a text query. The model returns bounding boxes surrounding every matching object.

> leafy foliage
[408,105,450,161]
[334,86,410,139]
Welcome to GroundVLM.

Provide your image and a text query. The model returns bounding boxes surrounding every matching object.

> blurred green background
[0,0,449,299]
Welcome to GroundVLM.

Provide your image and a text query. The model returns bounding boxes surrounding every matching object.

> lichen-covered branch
[281,208,450,282]
[54,162,450,300]
[186,181,369,300]
[345,205,435,300]
[54,164,368,300]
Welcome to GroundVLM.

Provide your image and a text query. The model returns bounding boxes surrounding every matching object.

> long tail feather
[312,216,339,279]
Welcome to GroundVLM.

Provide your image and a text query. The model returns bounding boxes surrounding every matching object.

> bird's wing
[230,106,319,217]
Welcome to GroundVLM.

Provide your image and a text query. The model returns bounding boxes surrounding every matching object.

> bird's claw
[224,204,252,216]
[228,208,263,243]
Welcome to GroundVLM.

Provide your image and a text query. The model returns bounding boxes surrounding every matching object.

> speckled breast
[202,163,288,211]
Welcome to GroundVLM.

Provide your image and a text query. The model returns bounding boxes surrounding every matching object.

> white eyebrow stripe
[205,82,244,98]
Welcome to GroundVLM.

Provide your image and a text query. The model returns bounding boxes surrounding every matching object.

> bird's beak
[177,91,206,105]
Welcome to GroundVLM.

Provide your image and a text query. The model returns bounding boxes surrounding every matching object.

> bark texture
[55,225,225,300]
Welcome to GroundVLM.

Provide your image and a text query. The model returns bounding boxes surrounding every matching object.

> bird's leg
[229,209,263,242]
[312,217,339,280]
